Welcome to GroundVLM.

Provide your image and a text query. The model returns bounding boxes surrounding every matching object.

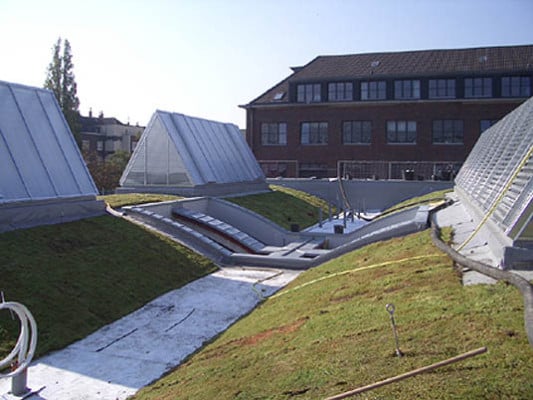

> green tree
[44,37,81,145]
[83,150,131,194]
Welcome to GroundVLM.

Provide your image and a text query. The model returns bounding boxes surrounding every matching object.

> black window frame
[428,79,456,99]
[394,79,421,100]
[300,122,328,145]
[432,120,464,144]
[296,83,322,103]
[342,120,372,144]
[501,76,531,97]
[328,82,353,101]
[386,120,417,144]
[464,77,493,98]
[361,81,387,100]
[260,122,287,146]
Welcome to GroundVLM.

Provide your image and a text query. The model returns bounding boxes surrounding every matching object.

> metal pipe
[325,347,487,400]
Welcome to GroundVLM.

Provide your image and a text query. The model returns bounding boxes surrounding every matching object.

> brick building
[241,45,533,179]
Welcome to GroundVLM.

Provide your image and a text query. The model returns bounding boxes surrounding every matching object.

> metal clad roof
[0,81,98,203]
[120,110,264,188]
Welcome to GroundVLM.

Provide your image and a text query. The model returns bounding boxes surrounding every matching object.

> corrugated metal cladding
[455,95,533,242]
[0,81,98,204]
[120,110,264,187]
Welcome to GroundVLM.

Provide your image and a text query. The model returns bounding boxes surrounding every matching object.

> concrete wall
[268,178,453,210]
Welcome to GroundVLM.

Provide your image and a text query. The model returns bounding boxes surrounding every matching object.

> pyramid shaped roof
[0,80,98,204]
[120,111,265,191]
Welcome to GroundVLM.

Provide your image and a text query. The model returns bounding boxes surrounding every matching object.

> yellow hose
[270,254,447,300]
[457,144,533,251]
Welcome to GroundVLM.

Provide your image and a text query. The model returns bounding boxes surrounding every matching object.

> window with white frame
[328,82,353,101]
[261,123,287,145]
[502,76,531,97]
[429,79,456,98]
[394,80,420,99]
[361,81,386,100]
[296,83,321,103]
[300,122,328,145]
[432,120,464,144]
[342,121,372,144]
[464,77,492,98]
[387,121,416,144]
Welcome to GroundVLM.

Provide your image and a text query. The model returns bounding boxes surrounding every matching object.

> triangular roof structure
[0,80,105,232]
[455,95,533,267]
[119,110,267,196]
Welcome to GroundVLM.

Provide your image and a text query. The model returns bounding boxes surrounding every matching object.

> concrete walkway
[0,267,300,400]
[433,194,533,284]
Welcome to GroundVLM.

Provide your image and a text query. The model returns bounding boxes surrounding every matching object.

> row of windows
[260,120,497,146]
[295,76,531,103]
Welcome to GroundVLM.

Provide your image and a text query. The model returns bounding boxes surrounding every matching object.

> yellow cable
[457,144,533,251]
[269,254,447,300]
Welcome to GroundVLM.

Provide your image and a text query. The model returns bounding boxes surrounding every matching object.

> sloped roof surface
[0,81,97,204]
[120,110,264,187]
[247,45,533,106]
[455,95,533,242]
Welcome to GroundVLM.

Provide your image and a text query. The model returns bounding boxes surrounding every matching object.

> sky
[1,0,532,128]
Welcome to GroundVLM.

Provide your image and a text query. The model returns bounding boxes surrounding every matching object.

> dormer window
[502,76,531,97]
[465,77,492,98]
[296,83,321,103]
[328,82,353,101]
[361,81,386,100]
[394,80,420,99]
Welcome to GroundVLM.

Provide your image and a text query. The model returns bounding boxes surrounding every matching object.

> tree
[44,37,81,144]
[83,150,131,194]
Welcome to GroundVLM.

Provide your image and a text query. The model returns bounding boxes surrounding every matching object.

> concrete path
[433,194,533,284]
[0,267,300,400]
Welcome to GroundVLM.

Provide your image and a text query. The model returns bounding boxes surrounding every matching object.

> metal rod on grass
[324,347,487,400]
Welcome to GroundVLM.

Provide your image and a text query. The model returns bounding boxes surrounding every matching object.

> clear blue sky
[1,0,532,128]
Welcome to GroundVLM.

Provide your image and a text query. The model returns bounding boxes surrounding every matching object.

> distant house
[119,110,267,196]
[0,80,105,232]
[241,45,533,179]
[79,110,144,160]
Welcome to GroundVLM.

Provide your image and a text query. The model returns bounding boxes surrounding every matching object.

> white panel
[0,126,28,202]
[38,90,97,195]
[167,113,214,184]
[0,84,53,199]
[16,87,78,196]
[0,81,98,203]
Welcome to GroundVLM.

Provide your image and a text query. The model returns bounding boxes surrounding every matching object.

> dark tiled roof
[245,45,533,106]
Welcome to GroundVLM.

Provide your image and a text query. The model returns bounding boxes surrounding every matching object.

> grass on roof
[226,185,334,230]
[99,193,182,208]
[0,215,216,361]
[134,229,533,399]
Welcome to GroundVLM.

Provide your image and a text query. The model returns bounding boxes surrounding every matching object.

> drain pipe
[429,215,533,348]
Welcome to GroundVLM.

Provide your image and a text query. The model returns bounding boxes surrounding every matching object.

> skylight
[370,60,380,68]
[273,92,285,100]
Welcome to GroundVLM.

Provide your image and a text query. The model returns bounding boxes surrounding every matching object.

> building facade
[79,110,144,160]
[242,45,533,179]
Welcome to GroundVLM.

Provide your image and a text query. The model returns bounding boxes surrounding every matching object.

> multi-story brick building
[241,45,533,179]
[80,110,144,160]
